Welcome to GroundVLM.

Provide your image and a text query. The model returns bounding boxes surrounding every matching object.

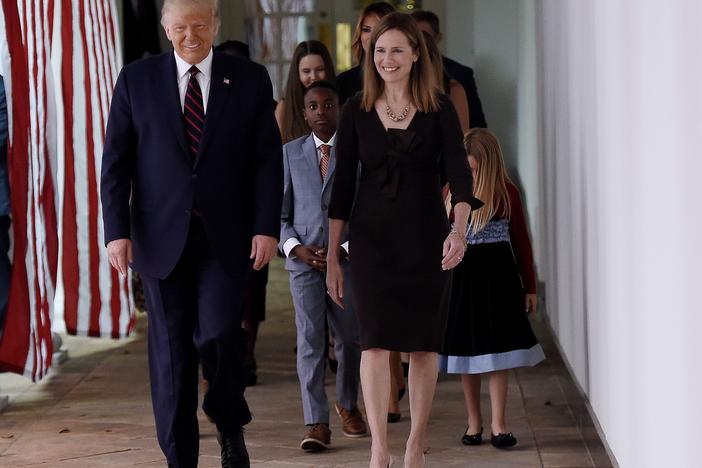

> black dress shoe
[219,430,250,468]
[491,432,517,449]
[387,412,401,423]
[461,427,483,445]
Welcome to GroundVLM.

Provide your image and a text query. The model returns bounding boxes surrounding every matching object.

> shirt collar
[312,131,336,149]
[174,48,213,81]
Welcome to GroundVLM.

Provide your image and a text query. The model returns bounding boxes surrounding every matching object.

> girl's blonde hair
[361,12,441,113]
[464,128,512,234]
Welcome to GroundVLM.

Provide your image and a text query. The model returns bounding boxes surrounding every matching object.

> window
[244,0,316,100]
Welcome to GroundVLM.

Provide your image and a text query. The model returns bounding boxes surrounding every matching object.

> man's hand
[107,239,132,276]
[292,245,327,272]
[250,235,278,270]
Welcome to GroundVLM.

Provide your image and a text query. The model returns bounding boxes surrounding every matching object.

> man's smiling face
[163,2,219,65]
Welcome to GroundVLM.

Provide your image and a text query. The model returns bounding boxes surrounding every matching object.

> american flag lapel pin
[223,77,230,85]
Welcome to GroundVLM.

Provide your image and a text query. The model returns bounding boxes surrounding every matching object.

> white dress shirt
[174,49,213,113]
[312,132,337,164]
[283,132,349,258]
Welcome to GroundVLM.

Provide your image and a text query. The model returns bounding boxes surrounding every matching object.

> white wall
[444,0,473,64]
[471,0,519,172]
[515,0,544,268]
[536,1,702,466]
[445,1,546,270]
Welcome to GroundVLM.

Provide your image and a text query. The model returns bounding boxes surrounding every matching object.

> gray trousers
[289,263,361,425]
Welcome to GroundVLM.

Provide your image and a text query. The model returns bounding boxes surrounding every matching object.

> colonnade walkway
[0,259,613,467]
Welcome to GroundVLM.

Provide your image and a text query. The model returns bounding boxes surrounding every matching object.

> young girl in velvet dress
[439,128,545,449]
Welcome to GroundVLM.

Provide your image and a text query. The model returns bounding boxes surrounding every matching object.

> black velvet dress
[329,94,482,352]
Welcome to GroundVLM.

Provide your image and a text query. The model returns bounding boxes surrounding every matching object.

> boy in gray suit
[280,81,366,451]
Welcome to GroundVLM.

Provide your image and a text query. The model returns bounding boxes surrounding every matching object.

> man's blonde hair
[161,0,220,26]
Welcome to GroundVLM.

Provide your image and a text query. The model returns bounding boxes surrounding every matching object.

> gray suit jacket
[280,133,347,272]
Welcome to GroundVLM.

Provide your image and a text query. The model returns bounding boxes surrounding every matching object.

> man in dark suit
[412,10,488,128]
[100,1,282,467]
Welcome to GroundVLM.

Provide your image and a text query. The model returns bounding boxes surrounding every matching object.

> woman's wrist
[449,229,468,251]
[327,248,341,262]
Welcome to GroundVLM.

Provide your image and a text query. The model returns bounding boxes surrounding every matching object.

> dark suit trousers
[140,216,251,467]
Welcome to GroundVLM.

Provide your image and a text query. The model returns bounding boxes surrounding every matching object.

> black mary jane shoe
[491,432,517,449]
[387,412,401,423]
[461,427,483,445]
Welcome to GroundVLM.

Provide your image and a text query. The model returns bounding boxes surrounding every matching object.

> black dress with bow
[329,94,482,352]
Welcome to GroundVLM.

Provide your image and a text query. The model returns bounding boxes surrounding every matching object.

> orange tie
[319,144,331,180]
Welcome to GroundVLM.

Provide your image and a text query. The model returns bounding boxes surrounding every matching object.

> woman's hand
[526,293,538,315]
[326,256,345,309]
[442,230,466,270]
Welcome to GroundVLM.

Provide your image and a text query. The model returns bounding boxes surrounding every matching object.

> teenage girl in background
[275,40,336,143]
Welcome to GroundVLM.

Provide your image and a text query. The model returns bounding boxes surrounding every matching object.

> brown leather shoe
[300,423,331,452]
[335,402,367,438]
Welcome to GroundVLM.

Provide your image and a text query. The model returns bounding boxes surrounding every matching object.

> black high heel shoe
[461,427,483,445]
[491,432,517,448]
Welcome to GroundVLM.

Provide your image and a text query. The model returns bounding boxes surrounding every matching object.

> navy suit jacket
[442,56,488,128]
[101,51,283,279]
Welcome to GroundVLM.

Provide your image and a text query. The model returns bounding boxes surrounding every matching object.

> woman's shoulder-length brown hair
[361,12,441,113]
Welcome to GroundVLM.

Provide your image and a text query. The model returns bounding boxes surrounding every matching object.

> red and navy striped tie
[183,66,205,160]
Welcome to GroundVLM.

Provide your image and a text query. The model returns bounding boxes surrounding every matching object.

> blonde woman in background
[336,2,395,106]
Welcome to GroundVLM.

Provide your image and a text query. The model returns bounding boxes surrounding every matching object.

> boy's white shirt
[283,131,349,258]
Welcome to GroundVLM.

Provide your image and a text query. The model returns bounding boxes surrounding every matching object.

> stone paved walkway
[0,259,613,467]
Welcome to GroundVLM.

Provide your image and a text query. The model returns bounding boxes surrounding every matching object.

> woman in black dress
[327,13,482,468]
[338,1,409,423]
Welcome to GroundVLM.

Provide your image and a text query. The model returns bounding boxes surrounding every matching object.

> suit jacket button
[192,174,198,179]
[321,204,327,211]
[185,209,190,216]
[319,227,324,233]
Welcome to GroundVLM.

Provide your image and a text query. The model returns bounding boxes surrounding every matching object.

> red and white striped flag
[0,0,59,381]
[0,0,133,381]
[52,0,134,339]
